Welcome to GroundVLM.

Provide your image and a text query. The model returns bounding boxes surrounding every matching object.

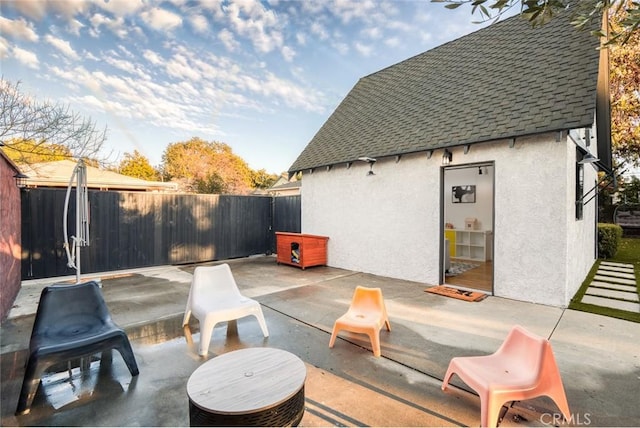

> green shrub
[598,223,623,259]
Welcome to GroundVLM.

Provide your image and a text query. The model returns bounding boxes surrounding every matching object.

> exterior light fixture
[357,157,376,176]
[478,167,483,175]
[14,172,28,188]
[442,149,452,166]
[579,153,600,165]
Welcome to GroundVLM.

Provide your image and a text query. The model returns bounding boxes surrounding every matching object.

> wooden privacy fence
[20,189,301,280]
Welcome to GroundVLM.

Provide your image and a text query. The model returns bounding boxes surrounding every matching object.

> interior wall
[444,165,493,232]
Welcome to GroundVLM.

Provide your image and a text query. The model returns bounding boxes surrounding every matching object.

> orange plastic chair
[442,325,570,427]
[329,286,391,357]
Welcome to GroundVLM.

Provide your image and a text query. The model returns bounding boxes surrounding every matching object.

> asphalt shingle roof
[289,12,601,173]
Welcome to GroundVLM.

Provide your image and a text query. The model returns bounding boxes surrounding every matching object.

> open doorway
[442,163,494,293]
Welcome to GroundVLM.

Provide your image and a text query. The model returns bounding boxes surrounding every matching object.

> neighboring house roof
[271,175,291,187]
[267,180,301,195]
[290,12,602,173]
[20,160,178,192]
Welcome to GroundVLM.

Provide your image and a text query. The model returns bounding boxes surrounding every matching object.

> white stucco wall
[565,127,599,304]
[301,132,598,307]
[302,152,441,283]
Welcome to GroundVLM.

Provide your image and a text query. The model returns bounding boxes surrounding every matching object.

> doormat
[424,285,487,302]
[445,262,480,277]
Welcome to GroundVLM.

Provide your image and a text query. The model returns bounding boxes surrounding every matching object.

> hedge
[598,223,623,259]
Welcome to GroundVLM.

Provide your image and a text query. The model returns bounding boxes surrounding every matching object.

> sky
[0,0,515,175]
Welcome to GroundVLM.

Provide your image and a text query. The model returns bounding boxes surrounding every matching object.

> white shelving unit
[453,230,492,262]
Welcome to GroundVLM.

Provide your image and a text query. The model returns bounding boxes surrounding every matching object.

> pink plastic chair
[442,325,570,427]
[329,286,391,357]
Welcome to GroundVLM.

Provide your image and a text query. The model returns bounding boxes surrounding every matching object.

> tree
[194,173,228,194]
[610,1,640,166]
[161,137,254,194]
[0,78,107,164]
[118,150,159,181]
[1,138,72,164]
[251,169,279,189]
[619,175,640,204]
[432,0,640,44]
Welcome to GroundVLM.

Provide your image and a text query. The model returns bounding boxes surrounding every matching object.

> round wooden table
[187,347,307,426]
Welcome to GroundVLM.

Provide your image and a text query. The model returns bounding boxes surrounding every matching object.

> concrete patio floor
[1,255,639,427]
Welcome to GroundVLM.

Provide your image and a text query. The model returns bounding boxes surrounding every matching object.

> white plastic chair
[182,264,269,356]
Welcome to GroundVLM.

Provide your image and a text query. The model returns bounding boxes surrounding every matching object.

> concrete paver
[581,295,640,312]
[594,270,636,280]
[589,281,637,292]
[592,275,637,286]
[598,265,635,273]
[585,287,639,301]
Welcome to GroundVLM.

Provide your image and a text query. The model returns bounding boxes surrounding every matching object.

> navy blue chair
[16,281,139,415]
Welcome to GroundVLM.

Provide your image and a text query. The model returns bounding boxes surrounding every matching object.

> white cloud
[4,0,88,21]
[143,49,163,65]
[385,37,400,48]
[361,26,381,40]
[190,14,209,34]
[225,0,283,53]
[281,45,295,62]
[310,22,328,40]
[92,71,134,96]
[333,41,349,55]
[105,57,138,75]
[258,72,324,112]
[5,0,47,20]
[89,13,129,39]
[198,0,226,19]
[84,51,99,61]
[49,65,99,93]
[419,31,433,45]
[44,34,80,60]
[354,41,373,57]
[0,17,39,42]
[219,28,239,51]
[166,54,201,81]
[94,0,147,17]
[330,0,379,24]
[295,32,306,46]
[117,45,135,59]
[140,7,183,32]
[49,0,88,19]
[386,20,413,32]
[13,46,39,69]
[0,37,9,58]
[68,19,85,36]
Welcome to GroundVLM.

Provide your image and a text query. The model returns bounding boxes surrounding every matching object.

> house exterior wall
[565,126,599,304]
[301,132,597,307]
[302,152,441,283]
[0,155,22,321]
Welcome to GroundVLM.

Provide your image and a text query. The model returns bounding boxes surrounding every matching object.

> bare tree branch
[0,77,108,164]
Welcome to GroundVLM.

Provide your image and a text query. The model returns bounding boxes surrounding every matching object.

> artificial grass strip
[569,238,640,324]
[569,301,640,323]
